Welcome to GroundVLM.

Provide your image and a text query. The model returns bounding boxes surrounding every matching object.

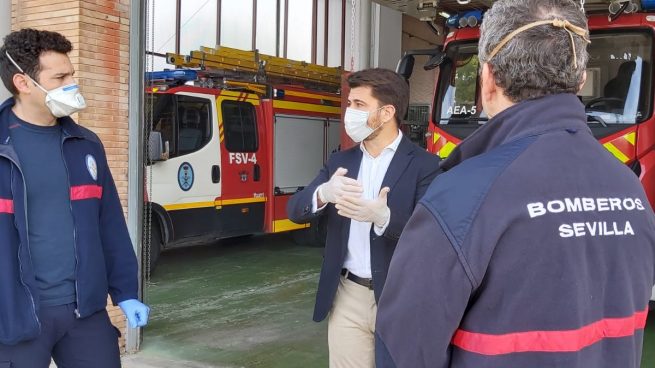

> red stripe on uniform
[70,185,103,201]
[0,199,14,214]
[452,308,649,355]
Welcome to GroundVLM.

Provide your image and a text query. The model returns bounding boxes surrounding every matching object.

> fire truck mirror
[397,50,446,80]
[148,131,167,163]
[397,55,416,82]
[424,53,447,71]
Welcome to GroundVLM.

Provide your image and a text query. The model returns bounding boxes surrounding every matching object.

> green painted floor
[644,312,654,367]
[142,235,327,368]
[141,234,655,368]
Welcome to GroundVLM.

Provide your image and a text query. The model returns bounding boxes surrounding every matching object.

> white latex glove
[318,167,363,204]
[335,187,391,227]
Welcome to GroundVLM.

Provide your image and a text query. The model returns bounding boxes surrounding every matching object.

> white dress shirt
[311,131,403,278]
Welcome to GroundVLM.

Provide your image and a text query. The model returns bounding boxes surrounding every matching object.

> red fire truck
[396,0,655,299]
[144,46,341,270]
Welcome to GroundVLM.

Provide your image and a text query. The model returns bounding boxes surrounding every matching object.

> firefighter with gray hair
[375,0,655,367]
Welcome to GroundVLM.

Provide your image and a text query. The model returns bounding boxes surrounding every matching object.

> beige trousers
[327,275,377,368]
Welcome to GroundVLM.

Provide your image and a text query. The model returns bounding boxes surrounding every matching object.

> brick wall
[11,0,131,351]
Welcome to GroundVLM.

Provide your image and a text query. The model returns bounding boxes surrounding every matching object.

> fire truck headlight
[467,15,478,27]
[453,12,481,28]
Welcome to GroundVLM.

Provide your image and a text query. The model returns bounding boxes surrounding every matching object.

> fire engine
[144,46,342,270]
[396,0,655,300]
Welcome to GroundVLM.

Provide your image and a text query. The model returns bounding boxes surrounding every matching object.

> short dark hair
[347,68,409,123]
[0,28,73,95]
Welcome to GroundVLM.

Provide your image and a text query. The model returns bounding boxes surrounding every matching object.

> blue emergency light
[642,0,655,10]
[145,69,198,82]
[446,14,461,28]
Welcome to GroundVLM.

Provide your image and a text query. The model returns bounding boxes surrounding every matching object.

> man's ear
[578,70,587,94]
[480,62,496,103]
[382,104,396,124]
[12,73,32,95]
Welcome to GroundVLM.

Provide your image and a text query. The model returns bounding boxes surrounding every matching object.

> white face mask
[344,107,386,143]
[41,84,87,118]
[5,52,86,118]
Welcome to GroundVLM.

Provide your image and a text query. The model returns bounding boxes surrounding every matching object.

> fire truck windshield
[434,30,653,139]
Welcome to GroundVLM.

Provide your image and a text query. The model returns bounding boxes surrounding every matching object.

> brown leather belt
[341,269,374,290]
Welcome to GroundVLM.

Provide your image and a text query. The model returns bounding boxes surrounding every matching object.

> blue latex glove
[118,299,150,328]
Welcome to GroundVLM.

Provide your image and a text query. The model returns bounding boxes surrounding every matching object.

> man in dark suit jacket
[287,68,441,368]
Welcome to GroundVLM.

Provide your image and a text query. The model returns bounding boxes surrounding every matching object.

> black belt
[341,269,374,290]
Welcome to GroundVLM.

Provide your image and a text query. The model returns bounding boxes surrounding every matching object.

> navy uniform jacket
[376,94,655,368]
[287,135,441,322]
[0,98,138,345]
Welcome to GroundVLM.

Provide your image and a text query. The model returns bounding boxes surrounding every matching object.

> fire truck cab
[144,47,341,269]
[397,0,655,301]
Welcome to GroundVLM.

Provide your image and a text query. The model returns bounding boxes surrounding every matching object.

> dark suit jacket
[287,136,441,322]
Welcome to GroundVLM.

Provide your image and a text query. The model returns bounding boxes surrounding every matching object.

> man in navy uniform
[0,29,149,368]
[288,68,441,367]
[376,1,655,367]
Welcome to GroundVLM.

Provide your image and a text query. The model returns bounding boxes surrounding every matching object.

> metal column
[126,0,145,353]
[344,0,372,71]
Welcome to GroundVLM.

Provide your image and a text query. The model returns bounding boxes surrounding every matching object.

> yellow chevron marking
[624,132,636,146]
[439,142,457,159]
[433,133,441,145]
[604,142,630,163]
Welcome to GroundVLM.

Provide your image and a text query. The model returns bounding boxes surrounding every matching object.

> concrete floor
[140,234,327,368]
[138,233,655,368]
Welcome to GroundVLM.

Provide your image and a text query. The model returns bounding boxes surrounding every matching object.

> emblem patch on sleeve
[86,154,98,181]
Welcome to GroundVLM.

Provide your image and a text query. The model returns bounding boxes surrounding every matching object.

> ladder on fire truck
[161,45,342,93]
